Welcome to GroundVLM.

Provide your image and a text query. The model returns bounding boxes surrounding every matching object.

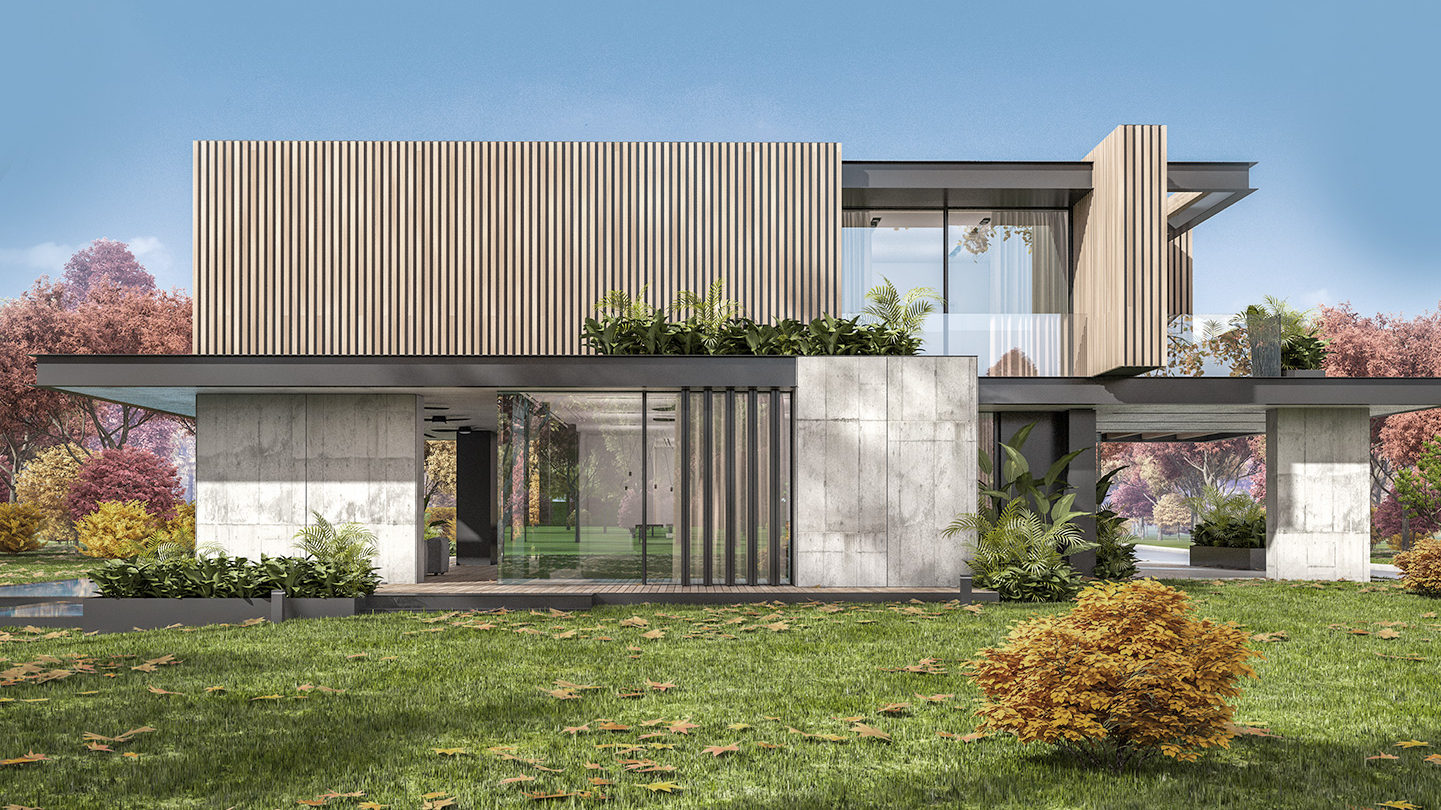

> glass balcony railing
[847,312,1078,376]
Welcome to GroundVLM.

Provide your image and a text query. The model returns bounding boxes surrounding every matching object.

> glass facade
[499,390,791,584]
[842,209,1074,375]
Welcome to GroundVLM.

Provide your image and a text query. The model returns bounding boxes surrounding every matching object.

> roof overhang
[841,160,1255,222]
[980,376,1441,441]
[1166,161,1257,234]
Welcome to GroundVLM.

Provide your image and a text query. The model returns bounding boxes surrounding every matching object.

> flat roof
[841,160,1256,231]
[33,356,1441,441]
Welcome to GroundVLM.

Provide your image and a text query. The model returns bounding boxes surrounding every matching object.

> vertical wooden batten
[1070,125,1169,376]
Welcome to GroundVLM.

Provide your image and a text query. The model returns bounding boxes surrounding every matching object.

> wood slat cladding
[1070,125,1168,376]
[192,141,842,355]
[1167,229,1194,318]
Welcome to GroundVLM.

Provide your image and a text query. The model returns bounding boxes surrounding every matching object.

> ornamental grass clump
[0,502,46,553]
[1394,536,1441,596]
[968,579,1260,771]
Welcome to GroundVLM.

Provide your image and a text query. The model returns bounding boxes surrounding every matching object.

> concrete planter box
[1190,546,1266,570]
[282,597,360,620]
[1281,368,1326,378]
[88,597,272,631]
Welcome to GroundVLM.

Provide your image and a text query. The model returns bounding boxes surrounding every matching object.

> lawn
[2,580,1440,809]
[0,548,93,585]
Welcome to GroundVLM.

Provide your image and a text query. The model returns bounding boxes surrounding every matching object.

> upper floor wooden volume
[192,141,844,355]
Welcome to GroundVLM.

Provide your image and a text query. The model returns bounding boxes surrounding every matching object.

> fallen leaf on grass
[1378,628,1403,640]
[1424,754,1441,765]
[595,722,631,732]
[1225,724,1281,738]
[0,752,47,765]
[146,686,184,696]
[541,688,580,700]
[641,782,683,793]
[499,775,536,785]
[554,680,601,691]
[563,724,591,735]
[84,742,114,752]
[645,680,677,692]
[701,743,740,757]
[251,694,283,701]
[357,803,389,810]
[432,748,468,756]
[122,752,141,759]
[589,777,614,786]
[851,724,891,742]
[878,702,911,716]
[914,693,953,703]
[640,629,666,640]
[1250,631,1288,643]
[726,723,752,731]
[205,685,226,693]
[1394,740,1431,749]
[619,617,649,628]
[755,741,785,749]
[1377,802,1422,810]
[1366,753,1401,761]
[666,720,699,734]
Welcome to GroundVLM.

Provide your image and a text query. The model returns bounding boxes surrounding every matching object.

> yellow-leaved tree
[968,579,1260,770]
[14,444,91,544]
[75,500,160,559]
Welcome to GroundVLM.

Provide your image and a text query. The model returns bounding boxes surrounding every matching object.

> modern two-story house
[35,125,1441,588]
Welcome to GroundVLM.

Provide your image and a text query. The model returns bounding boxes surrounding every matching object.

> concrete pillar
[792,356,978,588]
[1265,407,1371,581]
[455,430,497,564]
[197,393,425,584]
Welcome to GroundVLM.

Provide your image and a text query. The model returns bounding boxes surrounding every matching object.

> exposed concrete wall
[1265,407,1371,581]
[793,357,978,587]
[197,394,425,584]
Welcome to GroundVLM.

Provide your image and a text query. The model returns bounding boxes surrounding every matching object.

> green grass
[1136,536,1192,550]
[2,580,1440,809]
[0,548,92,585]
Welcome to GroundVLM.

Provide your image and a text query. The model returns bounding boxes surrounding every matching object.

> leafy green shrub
[88,554,380,598]
[944,500,1093,602]
[75,500,160,558]
[0,502,46,553]
[1094,468,1138,581]
[581,278,937,356]
[1188,486,1266,548]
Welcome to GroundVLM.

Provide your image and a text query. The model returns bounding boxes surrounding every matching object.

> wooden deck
[371,564,993,609]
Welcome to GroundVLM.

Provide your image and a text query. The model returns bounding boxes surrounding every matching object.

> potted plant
[1186,486,1266,570]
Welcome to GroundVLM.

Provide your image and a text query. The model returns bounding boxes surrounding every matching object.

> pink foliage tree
[61,238,155,304]
[65,447,184,520]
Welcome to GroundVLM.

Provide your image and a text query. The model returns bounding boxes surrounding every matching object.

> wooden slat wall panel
[1167,229,1193,318]
[192,141,842,356]
[1070,125,1168,376]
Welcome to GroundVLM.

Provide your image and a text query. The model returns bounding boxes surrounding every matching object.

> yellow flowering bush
[1395,537,1441,596]
[14,444,90,544]
[968,579,1260,770]
[0,502,46,553]
[75,500,159,559]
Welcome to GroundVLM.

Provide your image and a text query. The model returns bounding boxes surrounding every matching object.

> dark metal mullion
[787,390,796,585]
[678,390,691,587]
[769,389,781,585]
[702,389,714,586]
[723,388,736,586]
[746,388,759,585]
[640,391,648,585]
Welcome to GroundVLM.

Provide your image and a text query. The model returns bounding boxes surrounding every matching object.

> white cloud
[126,235,173,277]
[0,240,78,276]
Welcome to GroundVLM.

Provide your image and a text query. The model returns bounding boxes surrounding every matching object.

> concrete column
[1265,407,1371,581]
[197,393,425,584]
[455,430,497,564]
[792,356,977,588]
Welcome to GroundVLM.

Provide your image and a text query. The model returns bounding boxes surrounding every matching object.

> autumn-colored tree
[60,238,155,303]
[968,579,1259,769]
[1394,536,1441,597]
[74,500,159,559]
[1153,492,1191,538]
[14,444,91,544]
[66,448,184,521]
[0,502,46,553]
[424,440,457,505]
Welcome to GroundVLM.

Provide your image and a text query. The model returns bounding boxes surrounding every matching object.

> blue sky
[1,0,1437,317]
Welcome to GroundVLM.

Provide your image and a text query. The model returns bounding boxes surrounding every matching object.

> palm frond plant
[861,277,940,355]
[1232,295,1329,371]
[1093,467,1139,580]
[979,422,1091,527]
[293,512,379,578]
[674,278,744,353]
[1185,485,1266,548]
[943,499,1094,602]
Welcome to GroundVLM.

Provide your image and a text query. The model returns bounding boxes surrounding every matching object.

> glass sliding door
[498,389,791,585]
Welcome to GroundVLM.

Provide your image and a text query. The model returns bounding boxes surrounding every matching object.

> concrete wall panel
[1266,407,1371,581]
[793,356,977,588]
[197,393,424,584]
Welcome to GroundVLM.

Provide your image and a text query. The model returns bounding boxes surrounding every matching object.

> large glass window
[842,209,1073,375]
[498,390,791,584]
